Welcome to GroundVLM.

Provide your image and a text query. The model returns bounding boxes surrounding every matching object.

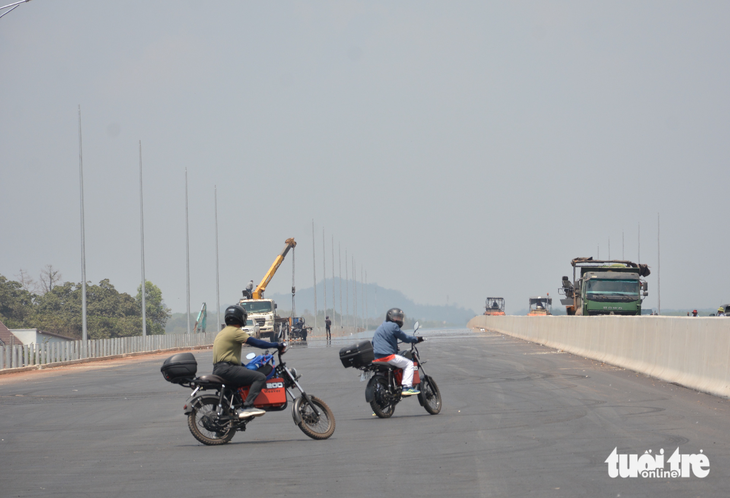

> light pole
[0,0,32,20]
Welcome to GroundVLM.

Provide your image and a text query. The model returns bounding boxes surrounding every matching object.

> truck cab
[238,298,279,341]
[559,258,650,316]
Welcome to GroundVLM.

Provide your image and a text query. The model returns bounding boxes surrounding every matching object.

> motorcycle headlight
[288,367,301,380]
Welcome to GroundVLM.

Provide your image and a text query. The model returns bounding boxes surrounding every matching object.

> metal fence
[0,332,218,371]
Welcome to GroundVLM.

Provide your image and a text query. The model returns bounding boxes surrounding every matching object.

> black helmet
[385,308,405,328]
[225,305,247,326]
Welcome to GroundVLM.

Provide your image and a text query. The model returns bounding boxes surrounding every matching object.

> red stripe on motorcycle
[373,355,395,362]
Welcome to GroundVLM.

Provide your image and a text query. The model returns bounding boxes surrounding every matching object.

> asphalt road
[1,329,728,497]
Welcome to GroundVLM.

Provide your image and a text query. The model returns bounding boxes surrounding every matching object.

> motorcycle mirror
[245,352,256,360]
[413,321,420,333]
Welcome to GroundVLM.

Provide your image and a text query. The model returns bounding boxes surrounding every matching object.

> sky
[1,1,729,316]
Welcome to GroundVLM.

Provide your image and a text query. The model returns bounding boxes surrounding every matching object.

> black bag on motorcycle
[339,341,374,368]
[161,352,198,384]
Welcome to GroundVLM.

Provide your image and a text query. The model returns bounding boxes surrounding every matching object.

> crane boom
[252,238,297,299]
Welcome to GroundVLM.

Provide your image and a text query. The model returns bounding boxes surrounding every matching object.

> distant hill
[269,280,477,326]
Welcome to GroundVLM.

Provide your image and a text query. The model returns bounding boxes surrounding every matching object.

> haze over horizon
[2,2,729,316]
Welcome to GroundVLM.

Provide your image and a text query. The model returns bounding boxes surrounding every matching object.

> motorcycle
[341,322,442,418]
[161,343,335,445]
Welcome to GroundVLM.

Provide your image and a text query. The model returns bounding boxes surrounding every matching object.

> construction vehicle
[483,297,506,316]
[239,238,297,341]
[558,257,650,316]
[527,296,552,316]
[193,303,207,333]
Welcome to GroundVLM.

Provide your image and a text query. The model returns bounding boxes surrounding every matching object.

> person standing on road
[213,305,284,418]
[371,308,423,396]
[325,316,332,341]
[717,307,726,317]
[692,309,699,317]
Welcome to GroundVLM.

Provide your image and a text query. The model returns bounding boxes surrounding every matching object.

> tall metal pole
[657,213,661,315]
[311,220,317,332]
[290,246,297,316]
[608,237,610,260]
[214,186,221,330]
[352,256,357,331]
[365,272,368,330]
[185,169,191,334]
[78,105,87,351]
[139,140,147,337]
[638,222,641,263]
[339,243,342,329]
[322,228,327,325]
[331,235,335,326]
[345,248,349,328]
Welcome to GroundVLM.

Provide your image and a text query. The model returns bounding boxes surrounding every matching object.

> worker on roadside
[717,307,726,317]
[325,316,332,341]
[212,305,285,418]
[692,309,698,317]
[371,308,424,396]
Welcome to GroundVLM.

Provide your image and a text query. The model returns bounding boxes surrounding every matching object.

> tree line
[0,268,170,340]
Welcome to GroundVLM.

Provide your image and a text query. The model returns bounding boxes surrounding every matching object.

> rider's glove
[277,342,287,351]
[416,336,425,343]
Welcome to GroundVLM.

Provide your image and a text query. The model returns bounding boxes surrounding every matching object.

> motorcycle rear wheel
[418,375,442,415]
[370,376,396,419]
[296,396,336,440]
[187,398,236,445]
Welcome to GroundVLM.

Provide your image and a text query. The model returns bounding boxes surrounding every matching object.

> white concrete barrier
[467,315,730,398]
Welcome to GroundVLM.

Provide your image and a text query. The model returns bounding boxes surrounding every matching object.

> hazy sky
[2,1,729,316]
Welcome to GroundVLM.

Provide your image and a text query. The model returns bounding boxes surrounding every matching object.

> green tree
[0,274,36,327]
[136,281,171,335]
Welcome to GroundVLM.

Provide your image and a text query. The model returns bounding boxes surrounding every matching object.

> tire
[370,376,396,419]
[296,396,336,440]
[187,397,236,445]
[418,375,442,415]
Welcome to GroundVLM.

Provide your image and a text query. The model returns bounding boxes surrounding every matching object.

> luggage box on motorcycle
[161,352,198,384]
[339,341,374,368]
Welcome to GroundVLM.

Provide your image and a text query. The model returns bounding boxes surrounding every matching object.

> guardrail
[0,332,218,371]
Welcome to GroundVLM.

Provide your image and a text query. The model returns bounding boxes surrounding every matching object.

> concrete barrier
[467,315,730,398]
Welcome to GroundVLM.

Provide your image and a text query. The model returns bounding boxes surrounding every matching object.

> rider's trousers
[384,354,415,387]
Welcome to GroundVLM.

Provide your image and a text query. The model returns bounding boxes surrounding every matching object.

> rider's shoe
[237,406,266,418]
[401,387,420,396]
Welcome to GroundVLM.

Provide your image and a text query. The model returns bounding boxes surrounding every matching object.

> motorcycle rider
[371,308,423,396]
[213,305,284,418]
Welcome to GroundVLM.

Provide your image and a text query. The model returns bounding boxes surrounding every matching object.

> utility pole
[339,243,343,328]
[139,141,146,337]
[311,220,317,332]
[185,169,191,334]
[657,213,661,315]
[78,105,87,352]
[322,228,327,327]
[331,235,335,326]
[345,248,349,328]
[214,186,220,330]
[352,256,357,331]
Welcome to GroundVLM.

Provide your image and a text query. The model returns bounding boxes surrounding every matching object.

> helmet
[225,305,248,326]
[385,308,405,328]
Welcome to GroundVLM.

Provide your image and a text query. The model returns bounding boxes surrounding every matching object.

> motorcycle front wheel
[187,398,236,445]
[418,375,442,415]
[296,396,336,440]
[370,376,396,419]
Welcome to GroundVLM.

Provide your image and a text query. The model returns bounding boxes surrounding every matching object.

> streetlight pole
[0,0,32,20]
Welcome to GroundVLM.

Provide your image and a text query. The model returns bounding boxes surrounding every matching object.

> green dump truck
[558,257,650,316]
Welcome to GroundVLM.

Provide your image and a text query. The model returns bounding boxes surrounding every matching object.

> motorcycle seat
[370,362,393,371]
[195,375,226,387]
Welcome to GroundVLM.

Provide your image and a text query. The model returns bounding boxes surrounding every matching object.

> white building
[9,329,74,346]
